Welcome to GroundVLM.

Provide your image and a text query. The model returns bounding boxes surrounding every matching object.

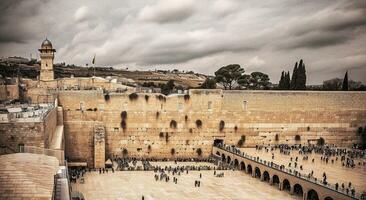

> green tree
[160,80,175,95]
[342,71,349,91]
[214,64,245,90]
[297,59,307,90]
[201,78,217,89]
[249,72,270,89]
[285,71,291,89]
[323,78,342,90]
[290,62,298,90]
[278,71,285,89]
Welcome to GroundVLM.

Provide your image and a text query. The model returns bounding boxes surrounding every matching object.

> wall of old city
[57,89,366,166]
[0,85,19,101]
[0,108,57,153]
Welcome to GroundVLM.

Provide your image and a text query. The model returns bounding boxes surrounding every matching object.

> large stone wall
[0,108,57,153]
[57,89,366,167]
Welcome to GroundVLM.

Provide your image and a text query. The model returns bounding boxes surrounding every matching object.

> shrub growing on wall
[196,148,202,157]
[219,120,225,132]
[196,120,202,128]
[121,111,127,120]
[275,134,279,141]
[121,120,127,131]
[156,94,166,102]
[122,148,128,157]
[317,137,325,146]
[129,93,138,101]
[145,95,149,102]
[237,135,246,147]
[170,120,177,129]
[184,94,190,101]
[358,127,363,134]
[295,135,301,141]
[104,93,110,101]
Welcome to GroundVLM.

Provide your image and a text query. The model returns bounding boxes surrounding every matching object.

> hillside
[0,62,207,88]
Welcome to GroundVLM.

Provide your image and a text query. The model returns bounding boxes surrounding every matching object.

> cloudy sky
[0,0,366,84]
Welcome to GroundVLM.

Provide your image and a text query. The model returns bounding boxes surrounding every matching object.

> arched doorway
[240,161,246,171]
[234,159,239,168]
[263,171,270,182]
[247,164,253,175]
[293,184,303,197]
[272,175,280,187]
[307,189,319,200]
[283,179,291,192]
[254,167,261,179]
[227,156,231,164]
[324,197,333,200]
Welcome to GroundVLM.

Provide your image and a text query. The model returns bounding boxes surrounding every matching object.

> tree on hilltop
[342,71,349,91]
[214,64,245,90]
[201,78,217,89]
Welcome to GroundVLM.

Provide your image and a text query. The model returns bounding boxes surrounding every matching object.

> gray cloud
[0,0,365,84]
[138,0,195,23]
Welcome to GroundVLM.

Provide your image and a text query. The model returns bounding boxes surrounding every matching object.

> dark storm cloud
[0,0,365,84]
[0,0,48,43]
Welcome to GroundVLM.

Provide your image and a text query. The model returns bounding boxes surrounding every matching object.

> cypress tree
[285,71,291,89]
[297,59,307,90]
[278,71,285,89]
[290,62,298,90]
[342,71,349,91]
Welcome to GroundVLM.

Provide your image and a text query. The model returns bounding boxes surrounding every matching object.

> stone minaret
[38,38,55,81]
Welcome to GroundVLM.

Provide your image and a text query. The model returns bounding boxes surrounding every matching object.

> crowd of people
[218,143,365,197]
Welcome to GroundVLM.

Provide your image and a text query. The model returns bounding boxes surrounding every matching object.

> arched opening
[221,154,226,162]
[247,164,253,175]
[240,161,246,171]
[227,156,231,164]
[272,175,280,187]
[324,197,333,200]
[263,171,270,182]
[234,159,239,168]
[293,184,303,197]
[307,189,319,200]
[254,167,261,179]
[216,151,220,156]
[283,179,291,192]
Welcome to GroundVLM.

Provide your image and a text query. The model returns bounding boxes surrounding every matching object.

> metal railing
[214,145,362,200]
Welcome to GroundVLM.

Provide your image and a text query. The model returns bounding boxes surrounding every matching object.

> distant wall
[0,85,19,101]
[0,108,57,153]
[57,89,366,167]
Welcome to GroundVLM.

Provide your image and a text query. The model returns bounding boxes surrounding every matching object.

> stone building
[1,39,365,169]
[39,38,55,81]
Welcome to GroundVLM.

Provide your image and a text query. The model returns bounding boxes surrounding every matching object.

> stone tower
[38,38,55,81]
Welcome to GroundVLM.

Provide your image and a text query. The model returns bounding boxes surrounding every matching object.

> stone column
[290,186,294,195]
[279,183,283,190]
[269,178,273,185]
[94,124,105,169]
